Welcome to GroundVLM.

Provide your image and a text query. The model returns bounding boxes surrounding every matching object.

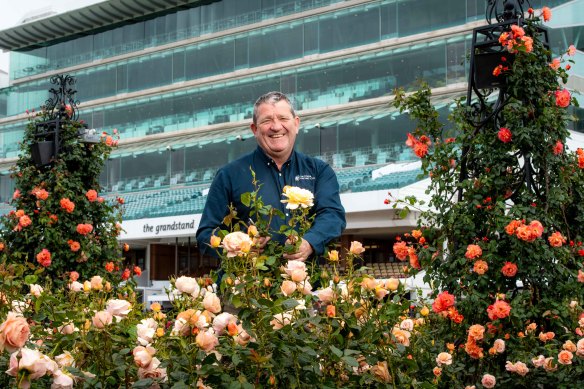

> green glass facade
[0,0,582,219]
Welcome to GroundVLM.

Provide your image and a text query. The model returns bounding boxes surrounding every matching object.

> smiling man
[196,91,346,262]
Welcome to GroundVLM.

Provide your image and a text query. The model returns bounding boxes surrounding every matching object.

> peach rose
[133,345,156,368]
[137,357,167,381]
[576,338,584,357]
[203,292,221,314]
[92,310,113,329]
[171,318,190,337]
[0,312,30,352]
[68,281,83,292]
[212,312,237,335]
[327,250,339,262]
[558,350,573,365]
[270,312,293,330]
[532,355,546,368]
[436,352,452,366]
[6,347,49,384]
[137,318,158,346]
[29,284,43,297]
[481,374,496,388]
[54,351,75,368]
[349,241,365,255]
[90,275,103,291]
[400,319,414,331]
[281,186,314,209]
[563,340,577,353]
[544,357,558,372]
[371,361,391,383]
[235,324,253,346]
[221,231,254,257]
[493,339,505,353]
[174,276,201,297]
[52,369,75,388]
[392,328,411,347]
[281,280,297,296]
[386,278,400,291]
[58,323,76,335]
[284,260,307,281]
[196,329,219,352]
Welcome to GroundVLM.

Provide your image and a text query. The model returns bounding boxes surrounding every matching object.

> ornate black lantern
[458,0,550,201]
[31,74,81,166]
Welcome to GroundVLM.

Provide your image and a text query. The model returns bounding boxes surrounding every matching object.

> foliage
[391,8,584,388]
[0,105,126,285]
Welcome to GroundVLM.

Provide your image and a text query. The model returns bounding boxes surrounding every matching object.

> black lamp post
[458,0,549,201]
[31,74,81,167]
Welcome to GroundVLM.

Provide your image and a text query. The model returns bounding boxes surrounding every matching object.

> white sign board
[120,214,202,240]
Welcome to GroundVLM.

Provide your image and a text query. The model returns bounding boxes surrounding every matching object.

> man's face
[250,100,299,164]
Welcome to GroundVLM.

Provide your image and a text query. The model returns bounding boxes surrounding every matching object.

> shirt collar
[255,146,296,168]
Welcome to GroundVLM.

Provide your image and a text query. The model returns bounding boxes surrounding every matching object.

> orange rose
[501,262,518,277]
[465,244,482,259]
[36,249,51,267]
[473,260,488,275]
[558,350,573,365]
[548,231,566,247]
[60,198,75,213]
[555,89,571,108]
[85,189,98,202]
[393,241,409,261]
[468,324,485,341]
[487,300,511,320]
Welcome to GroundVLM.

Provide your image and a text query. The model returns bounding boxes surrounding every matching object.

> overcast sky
[0,0,103,72]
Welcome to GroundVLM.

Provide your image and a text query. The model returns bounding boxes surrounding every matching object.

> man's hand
[253,236,271,252]
[283,238,313,262]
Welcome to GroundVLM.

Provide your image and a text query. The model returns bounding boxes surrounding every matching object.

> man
[196,91,346,262]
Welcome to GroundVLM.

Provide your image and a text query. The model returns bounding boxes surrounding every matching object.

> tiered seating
[113,186,209,220]
[322,262,406,279]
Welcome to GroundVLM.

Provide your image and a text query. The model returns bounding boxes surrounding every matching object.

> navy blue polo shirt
[196,146,346,258]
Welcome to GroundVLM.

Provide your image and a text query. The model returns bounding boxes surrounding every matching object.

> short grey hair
[252,91,296,124]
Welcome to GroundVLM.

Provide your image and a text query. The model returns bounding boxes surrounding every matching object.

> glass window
[319,7,380,53]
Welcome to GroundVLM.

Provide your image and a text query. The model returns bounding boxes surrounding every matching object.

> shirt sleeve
[302,163,346,256]
[195,168,231,258]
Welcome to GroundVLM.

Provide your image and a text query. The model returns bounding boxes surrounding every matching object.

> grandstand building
[0,0,582,289]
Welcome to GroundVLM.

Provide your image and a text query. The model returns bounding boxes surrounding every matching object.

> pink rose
[577,339,584,357]
[532,355,546,367]
[284,260,308,282]
[136,318,158,346]
[481,373,496,388]
[92,311,113,329]
[235,324,253,346]
[137,357,167,381]
[0,312,30,352]
[555,89,571,108]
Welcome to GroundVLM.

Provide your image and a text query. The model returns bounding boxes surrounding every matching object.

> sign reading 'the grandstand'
[121,214,202,240]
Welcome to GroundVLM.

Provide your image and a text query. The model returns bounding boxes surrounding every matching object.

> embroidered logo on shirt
[295,175,315,181]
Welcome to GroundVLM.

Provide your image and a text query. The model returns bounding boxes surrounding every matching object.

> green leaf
[24,274,38,284]
[330,345,343,358]
[241,192,251,207]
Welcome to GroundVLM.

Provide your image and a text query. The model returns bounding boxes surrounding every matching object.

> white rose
[175,276,200,297]
[106,299,132,320]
